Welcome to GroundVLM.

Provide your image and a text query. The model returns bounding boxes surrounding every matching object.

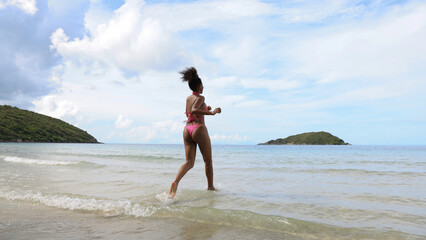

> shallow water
[0,143,425,239]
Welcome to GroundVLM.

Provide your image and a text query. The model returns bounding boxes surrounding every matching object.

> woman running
[169,67,221,198]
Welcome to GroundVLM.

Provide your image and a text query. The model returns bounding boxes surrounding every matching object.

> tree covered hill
[260,131,349,145]
[0,105,98,143]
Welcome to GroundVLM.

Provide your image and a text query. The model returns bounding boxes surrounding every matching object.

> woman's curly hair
[180,67,202,92]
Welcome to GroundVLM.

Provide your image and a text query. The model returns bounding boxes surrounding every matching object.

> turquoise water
[0,143,425,239]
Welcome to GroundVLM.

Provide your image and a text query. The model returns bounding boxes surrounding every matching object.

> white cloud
[235,100,266,108]
[50,0,189,73]
[213,95,246,108]
[83,1,114,33]
[205,75,303,92]
[240,78,304,91]
[290,2,426,83]
[128,126,156,142]
[32,95,82,126]
[33,0,426,144]
[211,133,248,142]
[49,0,279,77]
[275,85,402,113]
[41,61,179,119]
[153,120,182,133]
[281,0,367,23]
[141,0,274,32]
[212,37,262,73]
[205,76,238,89]
[115,114,133,129]
[125,119,183,143]
[341,85,401,101]
[0,0,37,15]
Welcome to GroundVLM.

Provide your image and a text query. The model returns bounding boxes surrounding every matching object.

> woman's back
[186,95,206,125]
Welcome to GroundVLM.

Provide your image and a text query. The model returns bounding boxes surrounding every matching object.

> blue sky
[1,0,425,145]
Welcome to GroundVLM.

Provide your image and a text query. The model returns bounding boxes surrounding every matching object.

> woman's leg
[193,125,215,190]
[169,128,197,197]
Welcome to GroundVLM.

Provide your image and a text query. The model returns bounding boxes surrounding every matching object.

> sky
[1,0,425,145]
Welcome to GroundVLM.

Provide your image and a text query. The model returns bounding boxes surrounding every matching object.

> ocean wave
[0,189,294,232]
[345,160,426,165]
[2,156,79,166]
[300,168,425,176]
[0,189,420,239]
[350,194,426,206]
[47,152,184,161]
[0,190,156,217]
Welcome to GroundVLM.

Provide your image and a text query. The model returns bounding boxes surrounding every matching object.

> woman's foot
[168,182,178,198]
[207,186,215,191]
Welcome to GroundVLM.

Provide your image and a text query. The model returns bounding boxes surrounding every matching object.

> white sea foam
[155,191,177,205]
[0,189,156,217]
[3,156,78,166]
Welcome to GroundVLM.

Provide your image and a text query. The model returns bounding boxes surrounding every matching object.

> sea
[0,143,425,240]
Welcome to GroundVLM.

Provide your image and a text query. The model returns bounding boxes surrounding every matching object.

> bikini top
[185,92,207,123]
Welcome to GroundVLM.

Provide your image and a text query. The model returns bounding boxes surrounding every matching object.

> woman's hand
[207,106,212,111]
[212,107,221,115]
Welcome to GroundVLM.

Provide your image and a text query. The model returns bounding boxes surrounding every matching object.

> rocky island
[0,105,98,143]
[259,131,349,145]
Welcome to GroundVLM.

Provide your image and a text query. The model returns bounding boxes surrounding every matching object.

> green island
[259,131,349,145]
[0,105,98,143]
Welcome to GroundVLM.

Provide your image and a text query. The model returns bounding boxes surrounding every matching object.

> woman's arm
[192,108,221,115]
[191,96,221,116]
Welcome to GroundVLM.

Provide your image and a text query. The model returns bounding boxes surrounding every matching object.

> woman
[169,67,221,198]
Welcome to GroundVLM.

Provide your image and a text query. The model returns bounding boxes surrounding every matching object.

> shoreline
[1,198,422,240]
[0,199,289,239]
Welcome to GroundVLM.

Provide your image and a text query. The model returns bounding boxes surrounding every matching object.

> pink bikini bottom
[186,124,200,137]
[185,106,208,138]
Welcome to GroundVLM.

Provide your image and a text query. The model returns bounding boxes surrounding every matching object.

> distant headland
[0,105,98,143]
[259,131,349,145]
